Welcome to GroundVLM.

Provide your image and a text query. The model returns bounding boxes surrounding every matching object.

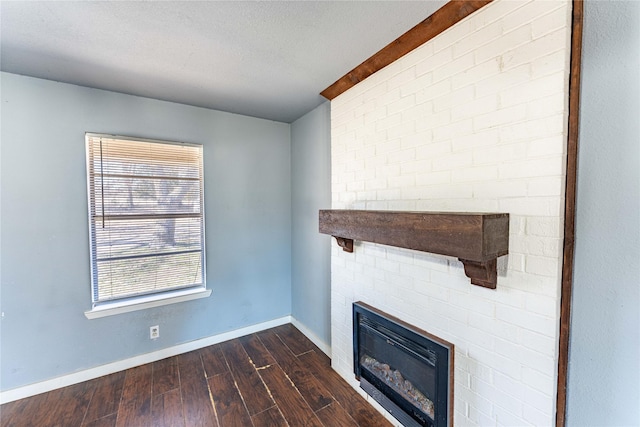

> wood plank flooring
[1,324,392,427]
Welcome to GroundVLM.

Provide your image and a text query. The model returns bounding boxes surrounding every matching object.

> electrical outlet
[150,325,159,340]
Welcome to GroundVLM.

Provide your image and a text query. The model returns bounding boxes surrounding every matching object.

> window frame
[84,133,209,318]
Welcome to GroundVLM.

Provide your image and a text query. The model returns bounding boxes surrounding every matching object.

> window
[85,133,206,313]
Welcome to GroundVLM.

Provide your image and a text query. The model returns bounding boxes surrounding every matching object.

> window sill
[84,288,212,319]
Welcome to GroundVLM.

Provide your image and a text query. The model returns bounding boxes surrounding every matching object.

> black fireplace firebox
[353,302,454,427]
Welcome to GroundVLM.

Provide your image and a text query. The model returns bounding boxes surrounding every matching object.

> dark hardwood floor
[1,324,392,427]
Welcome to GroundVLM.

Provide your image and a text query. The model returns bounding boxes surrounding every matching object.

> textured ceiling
[0,1,446,123]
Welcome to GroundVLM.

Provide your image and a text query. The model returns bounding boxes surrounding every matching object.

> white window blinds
[85,133,205,305]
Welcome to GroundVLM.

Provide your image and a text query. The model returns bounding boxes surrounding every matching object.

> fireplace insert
[353,302,453,427]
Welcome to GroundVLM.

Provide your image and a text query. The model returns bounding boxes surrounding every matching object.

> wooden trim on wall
[556,1,583,426]
[320,0,492,100]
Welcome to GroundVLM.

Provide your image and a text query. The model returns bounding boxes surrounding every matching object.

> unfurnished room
[0,1,638,426]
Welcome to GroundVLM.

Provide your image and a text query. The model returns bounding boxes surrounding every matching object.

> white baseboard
[0,316,291,404]
[290,317,331,357]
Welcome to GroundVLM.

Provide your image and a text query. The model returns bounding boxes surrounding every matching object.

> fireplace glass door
[353,302,453,427]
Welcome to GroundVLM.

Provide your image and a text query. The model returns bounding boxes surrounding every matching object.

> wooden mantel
[319,210,509,289]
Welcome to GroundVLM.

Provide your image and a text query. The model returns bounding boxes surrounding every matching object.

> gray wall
[0,73,292,391]
[290,102,332,348]
[567,1,640,425]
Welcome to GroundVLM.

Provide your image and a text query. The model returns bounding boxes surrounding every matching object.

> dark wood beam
[556,1,583,426]
[320,0,493,100]
[319,210,509,288]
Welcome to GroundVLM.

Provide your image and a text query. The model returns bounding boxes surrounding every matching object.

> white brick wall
[329,1,572,425]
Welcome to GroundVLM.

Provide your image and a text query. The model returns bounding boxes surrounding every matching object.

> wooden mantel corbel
[319,210,509,289]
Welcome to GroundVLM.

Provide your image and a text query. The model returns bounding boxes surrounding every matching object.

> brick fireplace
[328,0,571,425]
